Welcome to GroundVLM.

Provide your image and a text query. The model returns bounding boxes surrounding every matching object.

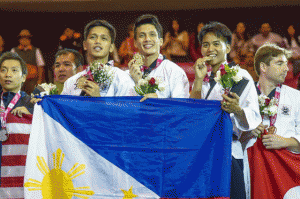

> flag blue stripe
[40,95,232,198]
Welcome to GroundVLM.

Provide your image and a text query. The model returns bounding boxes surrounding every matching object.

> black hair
[198,21,232,45]
[134,14,163,39]
[55,48,84,68]
[0,52,27,76]
[84,19,116,44]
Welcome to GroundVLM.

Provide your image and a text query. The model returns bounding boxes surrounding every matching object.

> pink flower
[140,66,149,72]
[265,98,271,106]
[220,68,227,76]
[149,77,156,86]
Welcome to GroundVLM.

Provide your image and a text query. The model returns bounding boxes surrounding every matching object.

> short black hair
[84,19,116,44]
[254,43,292,76]
[55,48,84,68]
[134,14,163,39]
[0,52,27,76]
[198,21,232,45]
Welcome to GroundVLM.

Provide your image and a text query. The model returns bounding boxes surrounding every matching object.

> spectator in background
[59,28,82,52]
[283,25,300,75]
[230,22,251,65]
[0,35,4,56]
[249,23,284,53]
[11,29,45,94]
[189,22,204,62]
[240,51,258,82]
[161,20,189,62]
[119,24,138,66]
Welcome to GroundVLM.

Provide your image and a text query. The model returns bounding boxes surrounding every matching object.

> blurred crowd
[1,21,300,94]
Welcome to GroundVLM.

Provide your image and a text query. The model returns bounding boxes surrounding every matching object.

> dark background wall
[0,1,299,69]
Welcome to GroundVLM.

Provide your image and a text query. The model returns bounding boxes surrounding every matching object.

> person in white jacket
[128,14,189,101]
[189,21,261,199]
[61,19,134,97]
[244,43,300,199]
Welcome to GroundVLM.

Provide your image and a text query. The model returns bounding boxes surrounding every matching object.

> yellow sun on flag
[25,148,95,199]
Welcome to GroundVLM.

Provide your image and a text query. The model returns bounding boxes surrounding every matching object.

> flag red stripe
[248,139,300,199]
[1,155,27,166]
[161,197,229,199]
[6,112,33,124]
[0,176,24,187]
[1,134,30,145]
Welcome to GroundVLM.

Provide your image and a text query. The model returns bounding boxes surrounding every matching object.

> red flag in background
[247,139,300,199]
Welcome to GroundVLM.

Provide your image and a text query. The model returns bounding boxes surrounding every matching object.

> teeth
[94,47,102,51]
[209,55,216,57]
[144,45,153,49]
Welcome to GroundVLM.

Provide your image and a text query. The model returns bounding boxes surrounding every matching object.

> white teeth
[209,55,216,57]
[94,47,101,52]
[144,45,153,49]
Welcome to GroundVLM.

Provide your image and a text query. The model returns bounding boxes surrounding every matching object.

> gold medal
[267,126,277,134]
[133,53,145,66]
[76,76,88,89]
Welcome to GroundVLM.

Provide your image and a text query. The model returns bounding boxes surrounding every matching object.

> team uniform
[200,62,261,199]
[243,84,300,199]
[129,55,190,98]
[61,61,135,97]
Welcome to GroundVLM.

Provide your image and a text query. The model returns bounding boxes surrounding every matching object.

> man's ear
[159,38,163,47]
[21,74,26,83]
[226,43,231,54]
[109,43,115,54]
[83,41,87,51]
[134,39,138,49]
[260,62,267,74]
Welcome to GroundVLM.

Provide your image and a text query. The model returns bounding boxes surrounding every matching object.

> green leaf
[134,86,144,96]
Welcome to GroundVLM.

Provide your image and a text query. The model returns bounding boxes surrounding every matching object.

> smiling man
[189,21,261,199]
[129,14,189,101]
[61,20,134,97]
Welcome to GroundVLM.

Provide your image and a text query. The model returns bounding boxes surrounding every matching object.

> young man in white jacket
[61,20,134,97]
[129,14,189,101]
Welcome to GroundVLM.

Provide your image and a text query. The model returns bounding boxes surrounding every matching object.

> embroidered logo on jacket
[281,106,290,116]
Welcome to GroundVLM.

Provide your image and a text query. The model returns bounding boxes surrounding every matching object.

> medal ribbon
[141,54,164,77]
[257,83,281,126]
[0,92,21,129]
[203,62,227,83]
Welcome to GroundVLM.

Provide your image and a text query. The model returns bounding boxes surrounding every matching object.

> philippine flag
[24,96,232,199]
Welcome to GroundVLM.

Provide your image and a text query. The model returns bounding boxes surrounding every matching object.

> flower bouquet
[76,60,114,91]
[257,95,279,138]
[214,64,243,92]
[31,83,59,97]
[134,76,164,96]
[258,95,279,117]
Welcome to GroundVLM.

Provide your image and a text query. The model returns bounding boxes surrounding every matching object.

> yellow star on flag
[121,186,138,199]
